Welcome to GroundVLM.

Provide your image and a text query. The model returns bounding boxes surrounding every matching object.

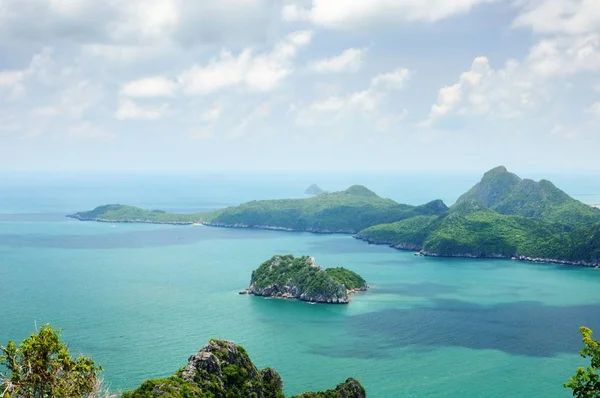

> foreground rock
[122,339,366,398]
[244,255,368,304]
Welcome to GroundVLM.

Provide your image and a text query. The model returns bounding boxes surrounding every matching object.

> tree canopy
[565,327,600,398]
[0,325,102,398]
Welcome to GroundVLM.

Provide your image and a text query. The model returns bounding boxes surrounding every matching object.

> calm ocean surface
[1,172,600,397]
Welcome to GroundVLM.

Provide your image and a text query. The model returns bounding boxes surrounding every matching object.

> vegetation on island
[69,166,600,266]
[358,166,600,265]
[456,166,600,226]
[564,327,600,398]
[1,326,365,398]
[248,255,367,303]
[67,204,215,224]
[69,186,448,234]
[209,186,447,233]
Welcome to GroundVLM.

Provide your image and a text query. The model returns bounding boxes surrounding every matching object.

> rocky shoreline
[67,215,599,269]
[66,215,197,225]
[202,221,357,234]
[355,236,600,268]
[239,285,368,304]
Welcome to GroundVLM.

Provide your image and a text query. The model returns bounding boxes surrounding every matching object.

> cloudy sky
[1,0,599,172]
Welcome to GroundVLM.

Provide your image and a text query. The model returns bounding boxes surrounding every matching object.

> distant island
[305,184,327,195]
[357,166,600,267]
[68,185,448,233]
[68,166,600,267]
[240,255,367,304]
[122,338,365,397]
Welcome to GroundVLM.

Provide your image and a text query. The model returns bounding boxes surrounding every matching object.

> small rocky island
[240,255,368,304]
[123,339,365,397]
[304,184,326,195]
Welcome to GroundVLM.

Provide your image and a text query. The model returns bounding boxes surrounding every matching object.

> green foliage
[121,377,203,398]
[123,339,364,398]
[291,378,366,398]
[251,255,349,299]
[564,327,600,398]
[0,325,101,398]
[211,188,448,233]
[358,167,600,264]
[71,187,448,234]
[324,268,367,290]
[68,204,218,224]
[250,255,366,301]
[356,215,440,248]
[455,166,600,226]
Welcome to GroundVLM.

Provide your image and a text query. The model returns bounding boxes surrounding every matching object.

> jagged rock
[122,339,365,398]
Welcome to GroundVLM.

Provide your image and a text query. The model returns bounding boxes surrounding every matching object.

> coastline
[355,236,600,268]
[67,215,599,269]
[239,285,368,304]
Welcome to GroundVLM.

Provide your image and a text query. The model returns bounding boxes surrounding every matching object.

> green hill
[67,204,212,224]
[70,186,449,234]
[207,187,448,233]
[358,167,600,266]
[246,255,367,304]
[455,166,600,226]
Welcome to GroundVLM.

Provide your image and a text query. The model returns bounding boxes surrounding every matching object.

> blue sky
[1,0,599,172]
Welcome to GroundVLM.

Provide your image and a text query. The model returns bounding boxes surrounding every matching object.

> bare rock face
[123,339,366,398]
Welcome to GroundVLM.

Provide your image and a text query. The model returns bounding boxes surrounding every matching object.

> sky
[1,0,599,173]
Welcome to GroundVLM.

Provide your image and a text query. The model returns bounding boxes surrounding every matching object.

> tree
[565,327,600,398]
[0,324,102,398]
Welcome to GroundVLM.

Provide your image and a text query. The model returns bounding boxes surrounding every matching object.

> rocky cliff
[122,339,366,398]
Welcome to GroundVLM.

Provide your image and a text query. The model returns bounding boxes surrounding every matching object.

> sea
[1,171,600,397]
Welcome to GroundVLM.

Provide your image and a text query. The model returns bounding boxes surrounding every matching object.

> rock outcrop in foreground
[243,255,368,304]
[122,339,366,398]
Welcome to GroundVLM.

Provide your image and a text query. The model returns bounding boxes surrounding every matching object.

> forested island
[356,166,600,266]
[241,255,368,304]
[68,166,600,267]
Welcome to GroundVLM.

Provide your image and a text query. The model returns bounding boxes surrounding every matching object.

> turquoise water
[1,173,600,397]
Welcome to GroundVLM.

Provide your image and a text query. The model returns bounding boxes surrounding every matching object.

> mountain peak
[485,165,509,175]
[344,185,378,197]
[456,167,521,208]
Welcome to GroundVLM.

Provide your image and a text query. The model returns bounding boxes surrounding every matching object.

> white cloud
[121,76,176,97]
[179,30,312,95]
[527,35,600,77]
[423,56,534,125]
[199,104,222,123]
[309,97,346,112]
[233,101,272,135]
[587,102,600,116]
[283,0,495,28]
[66,121,112,139]
[81,44,166,63]
[0,47,54,95]
[371,68,410,89]
[0,0,275,46]
[309,48,365,73]
[298,66,409,126]
[513,0,600,36]
[116,99,169,120]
